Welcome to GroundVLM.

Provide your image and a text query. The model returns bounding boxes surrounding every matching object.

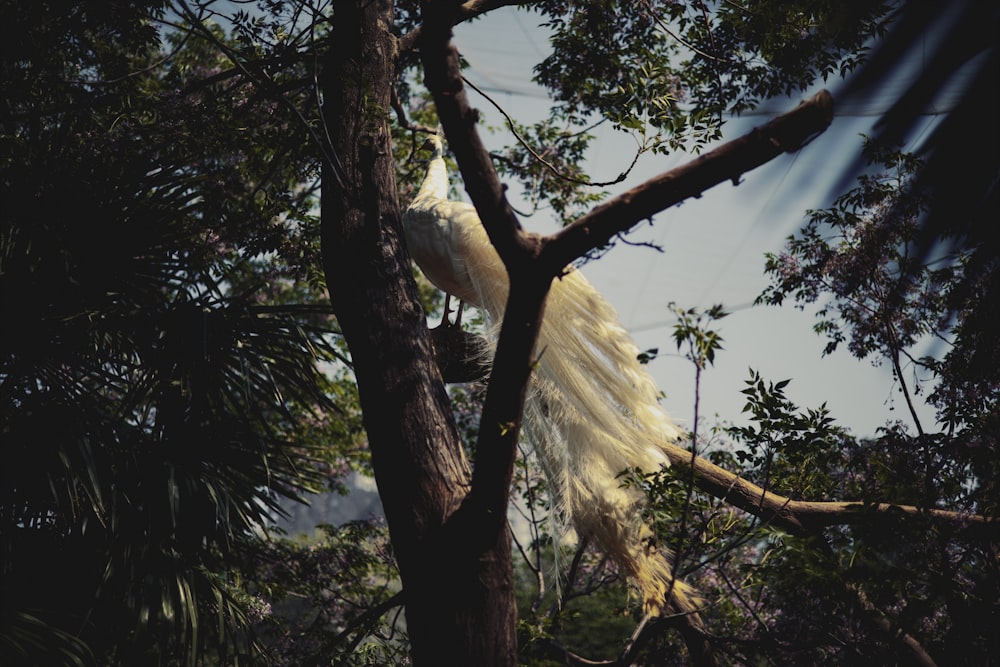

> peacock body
[403,135,696,616]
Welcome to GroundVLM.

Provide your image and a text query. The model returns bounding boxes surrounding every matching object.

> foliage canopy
[1,1,996,665]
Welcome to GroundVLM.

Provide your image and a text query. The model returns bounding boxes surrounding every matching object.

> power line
[628,300,758,335]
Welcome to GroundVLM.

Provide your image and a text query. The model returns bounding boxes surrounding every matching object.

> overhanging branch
[417,2,538,270]
[541,91,834,273]
[657,440,996,536]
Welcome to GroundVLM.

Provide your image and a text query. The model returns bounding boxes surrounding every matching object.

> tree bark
[542,90,835,272]
[321,4,995,664]
[656,439,996,536]
[320,1,517,664]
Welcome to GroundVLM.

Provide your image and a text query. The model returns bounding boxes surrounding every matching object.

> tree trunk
[319,1,517,664]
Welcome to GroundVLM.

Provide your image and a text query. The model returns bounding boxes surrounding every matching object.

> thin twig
[640,0,727,63]
[175,0,350,192]
[462,75,641,188]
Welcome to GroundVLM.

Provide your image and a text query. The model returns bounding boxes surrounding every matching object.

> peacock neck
[414,154,449,202]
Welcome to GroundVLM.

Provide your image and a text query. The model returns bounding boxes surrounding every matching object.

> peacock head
[420,132,444,158]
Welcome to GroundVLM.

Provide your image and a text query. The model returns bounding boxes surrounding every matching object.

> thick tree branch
[853,587,939,667]
[419,1,552,542]
[399,1,535,54]
[418,3,537,270]
[657,440,996,536]
[434,322,996,534]
[541,91,835,273]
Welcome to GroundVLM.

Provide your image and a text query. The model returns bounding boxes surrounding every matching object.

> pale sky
[451,7,946,439]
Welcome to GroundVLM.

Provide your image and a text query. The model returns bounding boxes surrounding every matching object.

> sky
[446,6,950,440]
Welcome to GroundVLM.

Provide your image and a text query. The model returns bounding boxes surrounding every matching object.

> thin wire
[628,300,757,335]
[692,149,802,308]
[459,79,958,119]
[462,75,642,188]
[511,9,547,60]
[624,216,673,325]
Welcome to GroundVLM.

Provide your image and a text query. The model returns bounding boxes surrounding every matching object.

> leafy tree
[3,1,997,666]
[234,519,405,666]
[738,142,998,664]
[1,3,363,664]
[313,0,878,662]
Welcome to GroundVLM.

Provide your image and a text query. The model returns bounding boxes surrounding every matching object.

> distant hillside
[272,472,384,537]
[271,471,533,542]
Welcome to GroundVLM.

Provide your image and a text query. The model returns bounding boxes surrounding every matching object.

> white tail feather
[404,135,697,616]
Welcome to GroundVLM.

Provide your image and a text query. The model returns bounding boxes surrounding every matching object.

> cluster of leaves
[728,371,846,499]
[630,146,996,664]
[766,429,989,662]
[760,145,940,360]
[625,378,997,665]
[534,2,687,128]
[759,141,998,459]
[0,3,363,664]
[702,142,998,664]
[684,1,897,115]
[231,520,407,666]
[535,1,895,136]
[509,253,996,666]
